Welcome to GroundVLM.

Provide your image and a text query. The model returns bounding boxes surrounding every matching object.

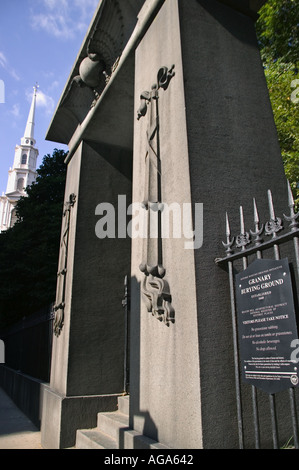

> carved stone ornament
[61,0,125,109]
[53,193,76,337]
[139,264,175,325]
[137,65,175,326]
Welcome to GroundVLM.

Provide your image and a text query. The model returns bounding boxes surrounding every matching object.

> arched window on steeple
[17,178,24,191]
[10,208,17,227]
[21,154,27,165]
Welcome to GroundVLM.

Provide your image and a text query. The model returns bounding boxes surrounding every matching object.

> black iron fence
[0,304,54,383]
[215,181,299,449]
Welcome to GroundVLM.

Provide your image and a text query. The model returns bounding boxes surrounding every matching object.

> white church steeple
[22,84,38,147]
[0,85,39,231]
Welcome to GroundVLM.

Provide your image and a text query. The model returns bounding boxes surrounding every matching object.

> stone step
[121,429,170,450]
[75,394,170,449]
[97,411,129,442]
[76,429,118,449]
[118,395,129,415]
[76,424,169,450]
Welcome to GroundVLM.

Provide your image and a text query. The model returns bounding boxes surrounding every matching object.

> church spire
[22,84,38,146]
[0,85,39,231]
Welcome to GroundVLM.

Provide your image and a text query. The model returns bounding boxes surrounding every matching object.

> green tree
[256,0,299,63]
[0,149,67,328]
[256,0,299,207]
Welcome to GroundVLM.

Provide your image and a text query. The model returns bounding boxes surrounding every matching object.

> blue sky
[0,0,98,194]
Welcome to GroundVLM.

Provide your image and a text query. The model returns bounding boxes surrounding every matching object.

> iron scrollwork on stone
[137,65,175,326]
[53,193,76,337]
[137,65,175,120]
[139,264,175,325]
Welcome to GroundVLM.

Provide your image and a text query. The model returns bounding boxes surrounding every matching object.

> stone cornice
[46,0,268,150]
[46,0,146,146]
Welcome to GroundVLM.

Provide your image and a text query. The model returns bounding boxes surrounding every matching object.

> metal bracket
[137,65,175,326]
[53,193,76,337]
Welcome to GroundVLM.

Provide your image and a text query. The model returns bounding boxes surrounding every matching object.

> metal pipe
[266,190,281,448]
[239,205,260,448]
[283,182,299,449]
[228,260,244,448]
[269,394,279,448]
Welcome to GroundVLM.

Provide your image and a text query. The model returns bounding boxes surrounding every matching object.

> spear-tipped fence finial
[222,212,234,255]
[265,190,283,238]
[268,190,275,221]
[226,212,231,237]
[250,198,264,246]
[284,180,299,231]
[236,206,250,249]
[240,206,245,235]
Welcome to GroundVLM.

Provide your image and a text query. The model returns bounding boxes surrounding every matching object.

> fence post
[0,339,4,364]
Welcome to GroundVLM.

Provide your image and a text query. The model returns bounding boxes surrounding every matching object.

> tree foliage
[0,149,67,328]
[256,0,299,63]
[256,0,299,207]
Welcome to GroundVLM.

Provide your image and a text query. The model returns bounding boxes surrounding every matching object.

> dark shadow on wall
[196,0,260,45]
[86,140,133,182]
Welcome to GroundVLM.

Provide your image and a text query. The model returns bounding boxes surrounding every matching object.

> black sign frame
[235,258,299,394]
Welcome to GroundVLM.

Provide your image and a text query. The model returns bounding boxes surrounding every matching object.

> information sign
[236,258,299,394]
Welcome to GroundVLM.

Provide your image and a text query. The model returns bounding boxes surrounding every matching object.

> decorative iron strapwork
[53,193,76,337]
[137,65,175,326]
[215,181,299,449]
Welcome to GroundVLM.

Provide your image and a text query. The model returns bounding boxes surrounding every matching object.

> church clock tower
[0,85,39,231]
